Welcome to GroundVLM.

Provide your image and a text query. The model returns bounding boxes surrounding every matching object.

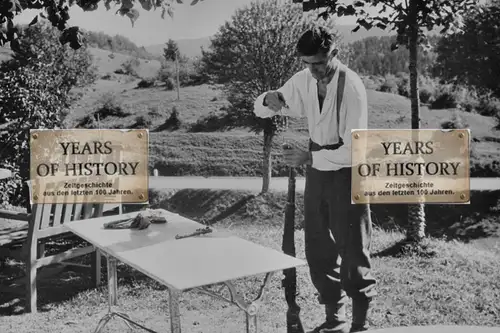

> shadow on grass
[0,240,163,317]
[372,238,438,258]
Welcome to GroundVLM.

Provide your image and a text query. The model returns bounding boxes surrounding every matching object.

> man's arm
[253,71,306,119]
[311,75,368,170]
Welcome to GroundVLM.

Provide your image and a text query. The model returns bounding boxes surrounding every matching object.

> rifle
[282,165,305,333]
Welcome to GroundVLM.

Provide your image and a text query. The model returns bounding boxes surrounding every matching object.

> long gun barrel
[282,167,304,333]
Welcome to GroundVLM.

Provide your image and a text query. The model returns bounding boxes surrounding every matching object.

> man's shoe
[307,321,350,333]
[349,323,368,332]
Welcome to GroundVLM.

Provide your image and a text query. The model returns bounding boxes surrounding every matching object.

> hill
[144,25,396,59]
[89,47,162,78]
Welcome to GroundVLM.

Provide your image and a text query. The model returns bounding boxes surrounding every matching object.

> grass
[64,79,500,178]
[1,200,499,332]
[1,42,500,332]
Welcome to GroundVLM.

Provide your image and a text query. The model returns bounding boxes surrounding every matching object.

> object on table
[103,211,167,230]
[175,226,213,239]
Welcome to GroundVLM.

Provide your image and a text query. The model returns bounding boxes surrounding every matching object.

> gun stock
[282,167,305,333]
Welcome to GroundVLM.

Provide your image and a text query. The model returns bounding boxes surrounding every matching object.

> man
[253,26,377,333]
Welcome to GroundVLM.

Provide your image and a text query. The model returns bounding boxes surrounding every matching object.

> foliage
[348,35,439,76]
[433,0,500,97]
[163,106,181,130]
[85,30,159,60]
[3,21,97,92]
[120,57,141,77]
[0,0,204,50]
[164,38,180,62]
[201,0,340,136]
[157,57,205,87]
[294,0,481,244]
[0,20,97,206]
[137,77,156,88]
[297,0,480,51]
[0,63,70,206]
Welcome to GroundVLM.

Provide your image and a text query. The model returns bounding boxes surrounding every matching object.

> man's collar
[315,60,339,85]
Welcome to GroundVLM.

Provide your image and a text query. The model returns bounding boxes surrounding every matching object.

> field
[1,189,499,333]
[1,45,500,332]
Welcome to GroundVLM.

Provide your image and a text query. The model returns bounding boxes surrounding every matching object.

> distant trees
[0,0,203,50]
[0,20,97,207]
[201,0,339,193]
[164,39,182,100]
[433,0,500,98]
[85,31,159,60]
[348,35,439,76]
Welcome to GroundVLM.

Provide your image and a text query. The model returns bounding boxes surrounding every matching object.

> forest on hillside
[347,35,441,76]
[84,30,160,61]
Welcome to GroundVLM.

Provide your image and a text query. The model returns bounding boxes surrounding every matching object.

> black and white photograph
[0,0,499,332]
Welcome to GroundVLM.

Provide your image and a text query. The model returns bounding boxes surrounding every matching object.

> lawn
[65,78,500,179]
[1,189,499,332]
[1,46,500,332]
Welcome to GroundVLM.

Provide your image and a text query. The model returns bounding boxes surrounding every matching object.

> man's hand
[263,91,288,112]
[282,146,312,167]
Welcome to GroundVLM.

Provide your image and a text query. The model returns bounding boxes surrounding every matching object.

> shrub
[133,115,152,128]
[136,77,155,89]
[440,112,469,129]
[162,107,181,130]
[94,93,131,119]
[0,22,96,207]
[419,85,434,104]
[189,112,229,132]
[379,79,398,94]
[430,84,461,109]
[476,96,500,117]
[120,58,141,77]
[164,77,175,91]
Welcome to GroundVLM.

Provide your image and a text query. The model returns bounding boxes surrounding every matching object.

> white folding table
[64,209,305,333]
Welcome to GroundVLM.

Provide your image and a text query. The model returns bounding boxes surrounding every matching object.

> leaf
[139,0,153,11]
[176,0,183,3]
[352,25,360,32]
[357,18,372,30]
[375,22,387,30]
[29,15,38,26]
[126,9,140,27]
[344,5,356,15]
[353,1,364,7]
[104,0,113,10]
[390,42,398,51]
[191,0,199,5]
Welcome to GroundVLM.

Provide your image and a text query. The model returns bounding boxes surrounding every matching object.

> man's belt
[309,138,344,152]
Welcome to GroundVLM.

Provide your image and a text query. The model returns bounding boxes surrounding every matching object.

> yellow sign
[30,129,149,204]
[351,129,470,204]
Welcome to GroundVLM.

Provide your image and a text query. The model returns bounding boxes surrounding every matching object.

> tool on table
[175,226,213,239]
[103,211,168,230]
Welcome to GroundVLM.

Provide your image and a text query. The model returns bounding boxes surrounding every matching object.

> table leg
[93,255,158,333]
[169,289,182,333]
[193,271,275,333]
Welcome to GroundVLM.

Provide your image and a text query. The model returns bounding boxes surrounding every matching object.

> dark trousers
[304,166,377,306]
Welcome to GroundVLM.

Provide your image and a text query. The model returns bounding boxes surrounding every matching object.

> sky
[13,0,359,47]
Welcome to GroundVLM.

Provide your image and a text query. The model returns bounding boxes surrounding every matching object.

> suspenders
[309,66,346,152]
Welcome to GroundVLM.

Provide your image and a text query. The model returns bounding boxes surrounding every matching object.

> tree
[201,0,340,193]
[0,0,205,51]
[294,0,480,244]
[0,20,97,207]
[164,38,181,100]
[433,0,500,97]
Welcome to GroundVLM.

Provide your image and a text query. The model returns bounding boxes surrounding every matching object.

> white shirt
[253,61,368,171]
